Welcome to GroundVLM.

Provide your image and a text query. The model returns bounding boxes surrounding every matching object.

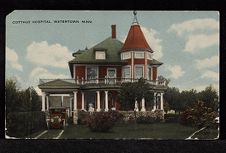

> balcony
[39,77,166,87]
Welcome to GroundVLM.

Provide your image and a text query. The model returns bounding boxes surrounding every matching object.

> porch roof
[38,79,79,89]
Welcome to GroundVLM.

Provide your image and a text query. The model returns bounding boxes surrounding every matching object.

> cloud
[34,86,42,96]
[168,18,219,54]
[201,70,219,81]
[168,18,219,36]
[184,33,219,53]
[26,41,72,69]
[195,55,219,70]
[29,67,68,88]
[29,67,68,80]
[6,47,23,71]
[141,27,163,59]
[167,65,185,79]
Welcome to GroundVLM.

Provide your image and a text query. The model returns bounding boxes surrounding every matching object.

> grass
[191,127,219,140]
[39,129,62,139]
[60,123,197,139]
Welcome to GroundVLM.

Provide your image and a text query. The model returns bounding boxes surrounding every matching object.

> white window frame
[121,52,131,60]
[134,64,144,79]
[107,68,117,78]
[147,65,152,80]
[95,51,106,60]
[86,65,99,80]
[73,64,76,79]
[147,52,152,60]
[134,51,145,59]
[122,65,131,79]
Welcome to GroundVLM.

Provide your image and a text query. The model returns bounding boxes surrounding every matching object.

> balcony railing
[40,77,166,86]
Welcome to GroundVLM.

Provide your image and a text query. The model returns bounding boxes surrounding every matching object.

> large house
[38,12,167,124]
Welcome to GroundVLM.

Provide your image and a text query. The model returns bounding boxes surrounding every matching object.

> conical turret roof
[122,11,153,52]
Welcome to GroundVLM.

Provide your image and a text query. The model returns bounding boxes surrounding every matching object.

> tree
[163,87,181,113]
[119,78,153,110]
[5,78,20,114]
[5,78,41,113]
[198,85,218,111]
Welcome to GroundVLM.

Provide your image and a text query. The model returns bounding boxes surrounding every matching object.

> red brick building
[38,12,166,123]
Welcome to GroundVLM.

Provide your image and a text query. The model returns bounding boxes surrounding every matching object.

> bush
[6,111,46,137]
[77,110,89,125]
[180,101,218,128]
[87,111,122,132]
[164,114,180,123]
[136,115,156,124]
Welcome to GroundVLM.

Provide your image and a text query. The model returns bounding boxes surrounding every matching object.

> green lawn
[39,129,62,139]
[191,128,219,140]
[60,123,198,139]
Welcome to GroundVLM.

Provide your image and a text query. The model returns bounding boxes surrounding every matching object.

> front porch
[38,78,166,124]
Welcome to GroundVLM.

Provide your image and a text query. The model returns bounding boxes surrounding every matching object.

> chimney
[111,24,116,39]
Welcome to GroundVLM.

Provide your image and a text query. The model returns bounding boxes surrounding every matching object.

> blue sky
[6,11,219,95]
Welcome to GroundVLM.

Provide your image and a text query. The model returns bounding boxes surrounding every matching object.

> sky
[6,10,219,95]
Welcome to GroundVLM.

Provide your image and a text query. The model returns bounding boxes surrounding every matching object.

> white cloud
[141,27,163,59]
[29,67,68,88]
[168,18,219,36]
[167,65,185,79]
[6,47,23,71]
[34,86,42,96]
[184,33,219,53]
[26,41,72,69]
[168,18,219,54]
[201,70,219,81]
[195,55,219,70]
[29,67,67,80]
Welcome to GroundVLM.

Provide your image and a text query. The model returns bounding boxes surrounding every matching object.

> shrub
[87,111,122,132]
[77,110,89,125]
[6,111,46,137]
[180,101,218,128]
[136,115,156,124]
[164,114,180,123]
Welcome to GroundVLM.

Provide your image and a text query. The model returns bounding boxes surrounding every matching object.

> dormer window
[95,51,106,60]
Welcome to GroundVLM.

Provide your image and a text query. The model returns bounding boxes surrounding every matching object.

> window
[122,66,131,79]
[121,52,131,60]
[135,65,144,79]
[147,52,152,60]
[95,51,106,60]
[135,52,144,59]
[86,66,98,81]
[147,66,152,80]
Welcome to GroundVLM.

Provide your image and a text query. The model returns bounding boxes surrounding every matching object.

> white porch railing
[39,77,166,86]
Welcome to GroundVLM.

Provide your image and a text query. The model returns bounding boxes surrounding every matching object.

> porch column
[73,91,77,110]
[141,98,146,112]
[81,92,85,110]
[61,96,64,107]
[105,91,109,111]
[41,92,46,112]
[160,92,164,110]
[96,91,101,112]
[134,100,139,112]
[153,92,156,111]
[46,95,49,111]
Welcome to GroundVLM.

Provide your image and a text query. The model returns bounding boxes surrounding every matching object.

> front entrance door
[107,68,116,84]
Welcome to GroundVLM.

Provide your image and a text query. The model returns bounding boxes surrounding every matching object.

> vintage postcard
[5,10,219,139]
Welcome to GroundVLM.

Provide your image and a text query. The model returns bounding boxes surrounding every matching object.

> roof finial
[132,10,139,25]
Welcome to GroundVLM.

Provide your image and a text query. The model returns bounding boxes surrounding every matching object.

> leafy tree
[5,78,41,113]
[179,89,198,111]
[198,85,218,111]
[5,78,20,114]
[119,78,153,110]
[163,87,181,113]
